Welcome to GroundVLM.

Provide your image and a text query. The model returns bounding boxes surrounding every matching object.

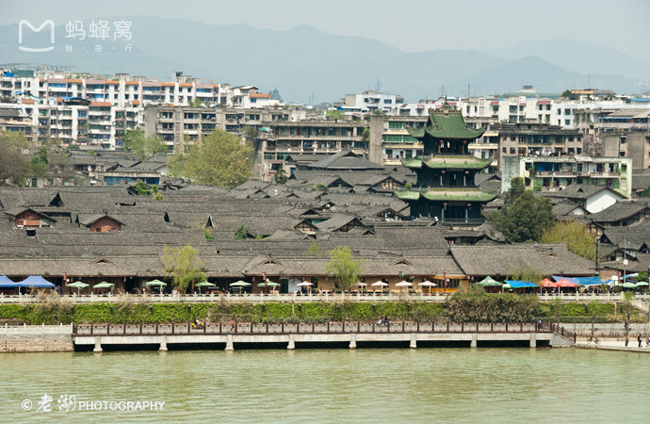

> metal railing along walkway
[71,321,576,342]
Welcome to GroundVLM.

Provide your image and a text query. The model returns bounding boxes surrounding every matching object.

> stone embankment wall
[0,324,73,353]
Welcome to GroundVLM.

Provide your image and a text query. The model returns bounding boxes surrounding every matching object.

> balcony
[590,171,620,178]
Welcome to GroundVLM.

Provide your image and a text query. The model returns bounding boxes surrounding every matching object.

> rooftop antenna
[376,78,382,93]
[439,83,446,99]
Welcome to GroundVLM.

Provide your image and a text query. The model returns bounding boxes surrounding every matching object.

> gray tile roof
[541,184,626,200]
[450,244,595,277]
[552,202,587,218]
[0,177,599,281]
[602,220,650,250]
[585,202,647,223]
[307,149,384,170]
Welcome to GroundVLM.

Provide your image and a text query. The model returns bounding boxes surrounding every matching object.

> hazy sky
[3,0,650,61]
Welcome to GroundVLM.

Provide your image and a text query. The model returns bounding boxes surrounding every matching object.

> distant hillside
[484,39,650,81]
[0,16,647,102]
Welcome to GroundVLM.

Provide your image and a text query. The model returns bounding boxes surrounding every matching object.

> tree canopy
[270,88,283,102]
[30,147,49,180]
[241,125,258,143]
[560,89,579,100]
[0,130,29,186]
[274,169,288,185]
[504,177,525,207]
[124,128,167,161]
[188,98,205,108]
[490,179,554,243]
[234,223,248,240]
[325,246,363,290]
[161,244,206,293]
[167,129,253,188]
[540,220,597,261]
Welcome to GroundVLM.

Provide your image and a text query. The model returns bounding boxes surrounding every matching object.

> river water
[2,348,648,423]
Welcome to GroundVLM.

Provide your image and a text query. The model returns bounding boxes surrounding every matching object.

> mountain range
[1,16,648,102]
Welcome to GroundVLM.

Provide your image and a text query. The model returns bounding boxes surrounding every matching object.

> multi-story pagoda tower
[395,102,498,224]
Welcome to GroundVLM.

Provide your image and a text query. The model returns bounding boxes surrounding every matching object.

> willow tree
[167,129,253,188]
[540,221,596,261]
[325,246,363,291]
[161,244,206,293]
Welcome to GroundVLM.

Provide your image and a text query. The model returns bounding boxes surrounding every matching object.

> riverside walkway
[71,321,576,352]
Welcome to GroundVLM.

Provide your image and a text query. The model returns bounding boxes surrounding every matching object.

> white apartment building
[18,99,142,149]
[341,91,405,114]
[0,69,260,109]
[0,68,277,150]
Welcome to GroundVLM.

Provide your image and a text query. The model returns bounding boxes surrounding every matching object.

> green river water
[1,348,648,423]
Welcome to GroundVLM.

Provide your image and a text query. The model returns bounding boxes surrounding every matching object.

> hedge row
[0,295,641,325]
[0,301,445,325]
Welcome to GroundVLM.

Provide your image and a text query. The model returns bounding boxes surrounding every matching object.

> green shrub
[0,299,638,325]
[446,292,538,323]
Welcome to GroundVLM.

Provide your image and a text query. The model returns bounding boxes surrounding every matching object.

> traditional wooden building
[395,102,498,225]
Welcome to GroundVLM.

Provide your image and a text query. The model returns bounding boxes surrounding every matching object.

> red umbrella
[538,278,554,287]
[554,278,578,288]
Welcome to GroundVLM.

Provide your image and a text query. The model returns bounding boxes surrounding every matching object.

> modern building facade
[341,91,405,114]
[501,156,633,197]
[597,109,650,171]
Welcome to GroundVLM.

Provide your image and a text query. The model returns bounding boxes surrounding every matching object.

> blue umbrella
[16,276,55,288]
[0,276,18,288]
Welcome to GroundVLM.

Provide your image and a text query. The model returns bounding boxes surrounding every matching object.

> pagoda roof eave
[420,189,499,202]
[422,157,493,170]
[407,127,425,138]
[400,158,422,169]
[425,126,486,140]
[394,189,421,201]
[393,188,499,202]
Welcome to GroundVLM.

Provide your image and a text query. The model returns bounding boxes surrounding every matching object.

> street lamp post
[623,238,628,283]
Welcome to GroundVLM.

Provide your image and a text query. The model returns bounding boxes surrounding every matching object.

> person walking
[230,319,237,332]
[625,335,629,347]
[638,334,642,348]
